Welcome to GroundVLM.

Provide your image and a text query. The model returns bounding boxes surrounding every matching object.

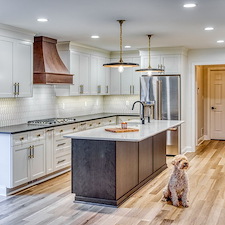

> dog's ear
[171,159,175,165]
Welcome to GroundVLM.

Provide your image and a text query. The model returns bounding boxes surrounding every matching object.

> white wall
[0,85,104,127]
[0,86,139,127]
[187,47,225,152]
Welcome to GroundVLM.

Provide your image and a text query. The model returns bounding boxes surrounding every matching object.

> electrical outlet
[84,101,87,107]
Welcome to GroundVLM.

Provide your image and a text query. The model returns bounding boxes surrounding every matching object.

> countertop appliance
[140,74,181,156]
[28,117,76,125]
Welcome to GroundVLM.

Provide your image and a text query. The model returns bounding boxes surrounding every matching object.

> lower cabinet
[13,141,45,187]
[153,131,167,172]
[72,131,167,206]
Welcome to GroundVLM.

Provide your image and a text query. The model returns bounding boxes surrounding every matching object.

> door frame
[207,67,225,140]
[193,64,225,148]
[192,61,225,151]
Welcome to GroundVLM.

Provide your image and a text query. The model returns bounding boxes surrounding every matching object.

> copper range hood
[33,36,73,84]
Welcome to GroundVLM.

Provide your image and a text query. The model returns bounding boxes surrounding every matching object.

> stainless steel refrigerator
[140,75,181,156]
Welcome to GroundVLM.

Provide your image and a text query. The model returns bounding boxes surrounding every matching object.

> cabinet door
[153,131,166,172]
[98,57,106,95]
[120,58,133,95]
[132,57,141,95]
[13,40,33,97]
[161,55,180,74]
[105,59,110,95]
[30,142,46,180]
[0,37,14,97]
[90,56,98,94]
[13,144,30,187]
[139,137,153,182]
[45,129,54,174]
[110,59,120,95]
[79,53,90,94]
[70,52,80,95]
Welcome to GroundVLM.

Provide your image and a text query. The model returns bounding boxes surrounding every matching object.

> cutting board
[105,128,139,133]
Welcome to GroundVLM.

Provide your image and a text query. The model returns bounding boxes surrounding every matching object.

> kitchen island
[65,120,183,206]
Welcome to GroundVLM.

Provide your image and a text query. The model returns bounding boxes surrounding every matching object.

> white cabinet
[45,128,55,174]
[142,55,180,74]
[12,130,45,187]
[0,36,33,98]
[110,59,121,95]
[120,57,141,95]
[90,56,109,95]
[110,57,141,95]
[140,48,187,75]
[56,42,110,96]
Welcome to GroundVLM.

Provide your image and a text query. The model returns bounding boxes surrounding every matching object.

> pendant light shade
[103,20,139,72]
[136,35,164,75]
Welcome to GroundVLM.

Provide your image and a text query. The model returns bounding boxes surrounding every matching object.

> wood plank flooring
[0,140,225,225]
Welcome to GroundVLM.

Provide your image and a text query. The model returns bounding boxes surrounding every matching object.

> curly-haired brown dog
[162,154,189,207]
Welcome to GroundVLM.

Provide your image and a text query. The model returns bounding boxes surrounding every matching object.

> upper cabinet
[110,56,141,95]
[55,42,110,96]
[140,47,188,75]
[0,26,33,98]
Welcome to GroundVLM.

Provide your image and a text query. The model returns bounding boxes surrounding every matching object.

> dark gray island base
[71,131,167,206]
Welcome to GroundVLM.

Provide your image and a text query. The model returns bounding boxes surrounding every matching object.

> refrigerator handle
[157,80,162,120]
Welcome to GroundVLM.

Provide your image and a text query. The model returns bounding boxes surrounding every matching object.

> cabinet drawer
[55,154,71,170]
[103,117,117,125]
[13,132,29,146]
[30,130,45,142]
[55,138,71,157]
[54,125,74,140]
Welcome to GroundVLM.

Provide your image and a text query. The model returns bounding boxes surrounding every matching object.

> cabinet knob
[60,130,63,133]
[20,137,24,141]
[37,134,41,137]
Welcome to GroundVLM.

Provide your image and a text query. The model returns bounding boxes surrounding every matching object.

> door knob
[211,106,216,110]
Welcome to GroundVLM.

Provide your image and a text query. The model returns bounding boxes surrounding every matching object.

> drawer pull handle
[80,123,86,126]
[57,143,66,147]
[57,159,66,164]
[98,122,101,125]
[89,124,92,126]
[73,127,76,130]
[60,130,64,133]
[20,137,24,141]
[37,134,41,137]
[109,120,112,122]
[46,129,54,132]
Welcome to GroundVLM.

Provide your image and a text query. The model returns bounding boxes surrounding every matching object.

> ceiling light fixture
[204,27,214,31]
[103,20,139,73]
[183,3,197,8]
[91,35,99,39]
[135,35,164,76]
[217,40,224,43]
[37,18,48,22]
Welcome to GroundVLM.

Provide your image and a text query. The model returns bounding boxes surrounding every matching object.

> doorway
[195,64,225,144]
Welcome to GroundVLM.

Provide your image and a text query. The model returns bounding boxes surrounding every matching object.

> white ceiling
[0,0,225,51]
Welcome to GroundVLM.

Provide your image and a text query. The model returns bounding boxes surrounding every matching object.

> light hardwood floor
[0,140,225,225]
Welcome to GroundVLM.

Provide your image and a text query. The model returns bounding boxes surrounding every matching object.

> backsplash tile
[103,95,139,114]
[0,85,140,127]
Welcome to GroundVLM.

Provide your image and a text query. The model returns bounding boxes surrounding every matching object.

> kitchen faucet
[132,101,145,124]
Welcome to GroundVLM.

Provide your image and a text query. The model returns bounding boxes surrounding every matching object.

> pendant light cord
[118,20,125,63]
[148,35,152,69]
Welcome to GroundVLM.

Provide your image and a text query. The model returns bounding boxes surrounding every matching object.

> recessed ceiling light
[183,3,197,8]
[37,18,48,22]
[91,35,99,39]
[204,27,214,31]
[217,40,224,43]
[124,45,131,49]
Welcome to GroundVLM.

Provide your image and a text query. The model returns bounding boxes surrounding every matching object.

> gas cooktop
[28,117,76,125]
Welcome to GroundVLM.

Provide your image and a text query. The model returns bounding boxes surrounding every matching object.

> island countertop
[65,119,184,142]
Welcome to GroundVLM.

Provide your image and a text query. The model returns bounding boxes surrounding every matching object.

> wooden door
[210,70,225,139]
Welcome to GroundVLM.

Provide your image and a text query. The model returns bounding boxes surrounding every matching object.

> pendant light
[103,20,139,73]
[136,35,164,75]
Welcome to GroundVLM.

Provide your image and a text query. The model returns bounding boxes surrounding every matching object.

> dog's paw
[172,201,180,207]
[182,202,189,208]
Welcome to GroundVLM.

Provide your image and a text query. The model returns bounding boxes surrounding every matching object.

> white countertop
[64,120,184,142]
